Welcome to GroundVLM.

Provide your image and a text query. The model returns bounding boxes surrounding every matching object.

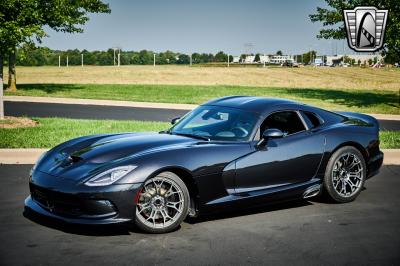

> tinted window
[261,111,305,135]
[302,111,323,129]
[171,106,258,141]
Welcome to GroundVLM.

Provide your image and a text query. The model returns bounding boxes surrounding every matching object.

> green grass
[380,131,400,149]
[0,118,169,148]
[0,117,398,149]
[5,83,400,114]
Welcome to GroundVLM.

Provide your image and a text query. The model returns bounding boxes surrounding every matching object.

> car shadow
[186,199,312,224]
[23,198,332,235]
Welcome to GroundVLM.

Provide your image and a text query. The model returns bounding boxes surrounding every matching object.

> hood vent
[68,155,83,163]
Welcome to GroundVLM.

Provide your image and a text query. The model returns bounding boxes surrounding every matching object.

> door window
[260,111,306,136]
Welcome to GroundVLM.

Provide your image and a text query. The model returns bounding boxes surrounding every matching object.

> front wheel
[323,146,366,203]
[134,172,189,233]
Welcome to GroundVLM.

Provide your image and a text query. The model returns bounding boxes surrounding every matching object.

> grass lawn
[380,131,400,149]
[0,118,169,148]
[5,83,400,114]
[3,65,400,91]
[0,117,398,149]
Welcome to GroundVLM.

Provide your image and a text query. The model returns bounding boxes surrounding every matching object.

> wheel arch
[149,166,199,215]
[331,141,369,163]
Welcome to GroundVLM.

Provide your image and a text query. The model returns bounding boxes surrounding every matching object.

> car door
[234,110,325,194]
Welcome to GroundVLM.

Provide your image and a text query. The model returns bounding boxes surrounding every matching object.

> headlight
[84,165,137,186]
[30,151,47,176]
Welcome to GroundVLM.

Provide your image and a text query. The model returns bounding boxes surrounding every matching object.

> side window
[301,111,323,129]
[260,111,306,136]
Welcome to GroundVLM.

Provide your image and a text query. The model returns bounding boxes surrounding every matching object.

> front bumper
[24,171,143,225]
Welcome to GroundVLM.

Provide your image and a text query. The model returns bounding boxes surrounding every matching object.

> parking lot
[0,164,399,265]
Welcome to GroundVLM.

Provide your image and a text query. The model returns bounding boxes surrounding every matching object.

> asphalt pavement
[5,101,187,122]
[5,101,400,130]
[0,164,399,265]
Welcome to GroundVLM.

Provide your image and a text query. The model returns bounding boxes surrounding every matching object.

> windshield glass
[170,106,258,141]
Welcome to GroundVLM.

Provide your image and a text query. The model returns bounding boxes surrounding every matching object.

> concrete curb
[0,149,48,164]
[0,148,398,165]
[4,96,400,120]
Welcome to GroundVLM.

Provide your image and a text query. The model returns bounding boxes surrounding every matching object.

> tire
[134,171,190,233]
[323,146,366,203]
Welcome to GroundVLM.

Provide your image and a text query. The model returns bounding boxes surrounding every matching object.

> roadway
[4,101,400,131]
[0,164,399,265]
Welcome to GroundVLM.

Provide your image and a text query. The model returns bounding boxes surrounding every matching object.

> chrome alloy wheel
[136,176,184,229]
[332,152,364,198]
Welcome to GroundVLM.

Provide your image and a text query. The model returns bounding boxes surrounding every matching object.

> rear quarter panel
[316,123,380,178]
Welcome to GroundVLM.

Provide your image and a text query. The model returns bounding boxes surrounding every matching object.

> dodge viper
[25,96,383,233]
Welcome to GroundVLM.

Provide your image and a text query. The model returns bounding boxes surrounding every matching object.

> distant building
[326,54,382,65]
[232,56,240,63]
[314,56,324,66]
[233,54,295,64]
[244,55,255,63]
[258,55,294,64]
[269,55,294,64]
[259,55,269,63]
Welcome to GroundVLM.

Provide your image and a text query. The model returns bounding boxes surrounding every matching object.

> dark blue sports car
[25,96,383,233]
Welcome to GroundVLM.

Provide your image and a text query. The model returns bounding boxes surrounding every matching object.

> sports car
[25,96,383,233]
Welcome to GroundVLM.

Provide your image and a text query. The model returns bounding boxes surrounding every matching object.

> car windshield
[170,106,258,141]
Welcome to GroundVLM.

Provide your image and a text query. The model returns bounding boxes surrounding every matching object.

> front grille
[30,184,83,217]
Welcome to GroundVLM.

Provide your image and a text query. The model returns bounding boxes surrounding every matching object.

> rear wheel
[135,172,189,233]
[323,146,366,203]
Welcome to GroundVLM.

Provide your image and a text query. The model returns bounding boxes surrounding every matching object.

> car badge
[343,6,388,52]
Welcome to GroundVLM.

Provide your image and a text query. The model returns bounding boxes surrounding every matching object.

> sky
[41,0,354,55]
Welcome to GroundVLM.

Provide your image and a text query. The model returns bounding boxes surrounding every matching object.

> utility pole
[58,55,61,67]
[0,77,3,119]
[118,53,120,67]
[81,54,83,67]
[113,48,116,66]
[66,56,69,67]
[263,54,266,67]
[227,54,229,67]
[153,53,156,66]
[190,54,192,66]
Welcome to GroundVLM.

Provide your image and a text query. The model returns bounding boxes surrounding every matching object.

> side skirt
[204,178,322,210]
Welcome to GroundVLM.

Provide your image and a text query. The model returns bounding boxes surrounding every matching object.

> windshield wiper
[172,132,210,141]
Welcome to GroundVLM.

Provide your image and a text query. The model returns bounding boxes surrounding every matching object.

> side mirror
[257,128,284,147]
[171,117,180,125]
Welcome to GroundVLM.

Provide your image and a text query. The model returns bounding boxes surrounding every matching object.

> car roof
[202,96,299,113]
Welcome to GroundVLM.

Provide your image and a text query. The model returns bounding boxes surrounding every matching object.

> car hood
[36,132,199,180]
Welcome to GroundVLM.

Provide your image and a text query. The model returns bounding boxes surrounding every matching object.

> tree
[191,53,201,64]
[310,0,400,63]
[276,50,283,56]
[254,53,261,62]
[0,0,110,90]
[0,0,45,90]
[214,51,227,62]
[176,54,190,64]
[301,50,317,64]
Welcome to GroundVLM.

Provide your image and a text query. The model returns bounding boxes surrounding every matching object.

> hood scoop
[68,155,83,163]
[58,155,84,168]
